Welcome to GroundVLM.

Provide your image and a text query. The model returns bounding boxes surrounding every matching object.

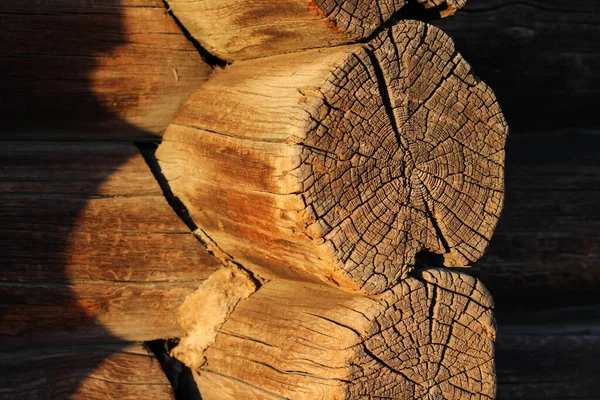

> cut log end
[193,269,496,399]
[157,20,507,295]
[350,269,496,399]
[298,21,507,293]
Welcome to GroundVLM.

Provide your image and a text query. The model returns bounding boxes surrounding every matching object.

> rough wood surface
[194,269,496,399]
[0,0,211,139]
[157,20,507,294]
[434,0,600,134]
[165,0,467,61]
[0,142,220,348]
[0,343,175,399]
[173,267,257,370]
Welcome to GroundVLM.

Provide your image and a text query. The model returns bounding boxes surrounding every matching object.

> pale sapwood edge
[163,0,468,61]
[192,268,496,400]
[156,20,508,295]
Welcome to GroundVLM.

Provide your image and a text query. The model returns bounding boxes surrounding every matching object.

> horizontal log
[434,0,600,134]
[0,142,220,347]
[188,269,496,399]
[495,305,600,399]
[166,0,467,61]
[469,131,600,306]
[0,0,211,139]
[0,343,174,399]
[157,20,507,294]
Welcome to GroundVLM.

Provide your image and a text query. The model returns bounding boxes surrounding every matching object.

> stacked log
[0,143,221,398]
[156,10,507,400]
[0,1,512,399]
[164,0,467,60]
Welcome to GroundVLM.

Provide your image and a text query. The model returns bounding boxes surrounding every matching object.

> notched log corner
[157,20,508,295]
[191,269,495,399]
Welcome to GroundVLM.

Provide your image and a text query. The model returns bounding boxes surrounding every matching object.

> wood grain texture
[434,0,600,134]
[157,20,507,294]
[0,0,211,139]
[0,142,220,347]
[195,269,496,399]
[0,343,175,399]
[165,0,467,61]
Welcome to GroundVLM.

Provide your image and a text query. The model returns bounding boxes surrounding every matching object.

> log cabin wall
[1,0,598,398]
[0,0,212,140]
[0,1,215,398]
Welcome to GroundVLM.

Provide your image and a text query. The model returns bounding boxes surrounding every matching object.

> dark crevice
[395,0,451,23]
[363,48,404,149]
[160,0,227,68]
[414,249,446,269]
[146,339,202,400]
[136,142,198,232]
[421,197,452,253]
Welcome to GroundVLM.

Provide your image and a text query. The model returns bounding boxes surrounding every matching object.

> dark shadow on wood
[0,1,185,398]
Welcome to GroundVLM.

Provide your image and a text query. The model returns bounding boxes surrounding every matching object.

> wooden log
[0,0,211,139]
[0,142,220,348]
[0,343,175,399]
[165,0,467,61]
[186,269,496,399]
[494,305,600,399]
[157,20,508,294]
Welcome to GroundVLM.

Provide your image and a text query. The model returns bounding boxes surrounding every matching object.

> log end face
[349,269,496,399]
[298,20,508,294]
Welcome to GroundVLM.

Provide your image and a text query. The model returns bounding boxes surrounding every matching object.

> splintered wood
[195,270,495,399]
[157,21,507,294]
[164,0,467,60]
